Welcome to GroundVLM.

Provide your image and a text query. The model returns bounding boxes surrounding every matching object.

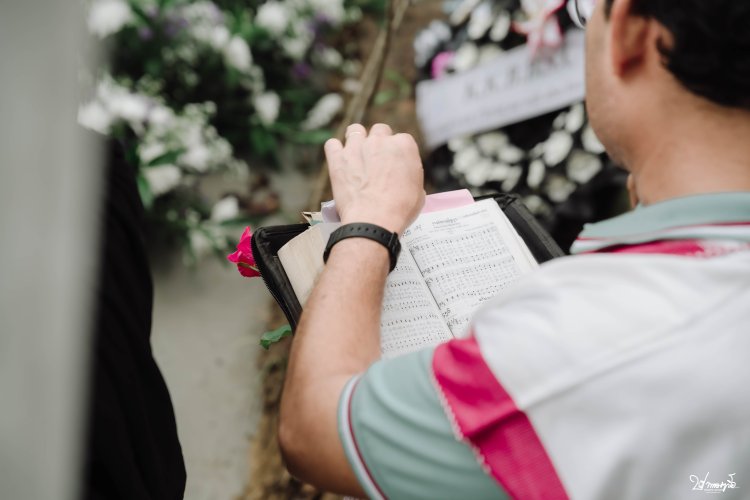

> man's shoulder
[492,249,749,314]
[470,249,750,404]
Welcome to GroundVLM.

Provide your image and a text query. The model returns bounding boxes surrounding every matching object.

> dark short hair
[605,0,750,110]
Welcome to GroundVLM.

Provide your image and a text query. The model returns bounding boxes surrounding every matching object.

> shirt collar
[571,192,750,254]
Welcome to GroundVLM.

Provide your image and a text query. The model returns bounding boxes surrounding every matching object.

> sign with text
[416,31,586,150]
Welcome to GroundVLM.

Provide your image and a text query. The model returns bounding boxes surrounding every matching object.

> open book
[278,199,538,358]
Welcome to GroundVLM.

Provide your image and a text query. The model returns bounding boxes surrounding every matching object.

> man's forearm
[278,122,424,494]
[279,237,389,492]
[290,237,388,378]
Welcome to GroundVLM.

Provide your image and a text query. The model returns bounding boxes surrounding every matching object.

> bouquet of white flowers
[80,0,381,262]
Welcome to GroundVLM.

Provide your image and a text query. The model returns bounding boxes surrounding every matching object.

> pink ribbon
[512,0,566,57]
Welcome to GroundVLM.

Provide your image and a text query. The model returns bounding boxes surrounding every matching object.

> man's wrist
[327,237,390,272]
[325,223,401,271]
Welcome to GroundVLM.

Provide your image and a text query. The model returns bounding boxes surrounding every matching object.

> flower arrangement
[80,0,382,262]
[414,0,628,249]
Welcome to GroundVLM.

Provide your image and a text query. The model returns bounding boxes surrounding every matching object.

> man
[279,0,750,497]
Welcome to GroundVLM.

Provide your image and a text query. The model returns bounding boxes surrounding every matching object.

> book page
[403,199,537,337]
[278,224,451,359]
[278,223,339,306]
[380,249,453,358]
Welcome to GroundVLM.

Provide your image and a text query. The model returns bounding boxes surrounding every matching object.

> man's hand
[325,123,426,235]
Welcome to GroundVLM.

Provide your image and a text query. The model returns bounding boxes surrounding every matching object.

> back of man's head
[604,0,750,111]
[586,0,750,203]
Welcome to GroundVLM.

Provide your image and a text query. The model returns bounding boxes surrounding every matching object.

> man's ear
[608,0,651,77]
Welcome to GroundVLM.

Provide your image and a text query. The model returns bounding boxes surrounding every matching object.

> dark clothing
[84,157,186,499]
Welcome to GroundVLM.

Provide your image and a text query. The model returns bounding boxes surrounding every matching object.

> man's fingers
[369,123,393,137]
[343,123,367,170]
[324,138,345,172]
[324,138,344,158]
[345,123,367,145]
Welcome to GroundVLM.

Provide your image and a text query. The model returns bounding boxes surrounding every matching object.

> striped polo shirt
[338,192,750,499]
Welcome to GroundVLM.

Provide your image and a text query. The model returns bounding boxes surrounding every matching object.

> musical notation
[378,200,530,356]
[404,206,523,337]
[379,249,453,358]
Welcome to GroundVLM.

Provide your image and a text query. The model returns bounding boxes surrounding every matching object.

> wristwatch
[323,223,401,272]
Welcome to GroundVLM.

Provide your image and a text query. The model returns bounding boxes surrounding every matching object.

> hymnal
[278,199,543,358]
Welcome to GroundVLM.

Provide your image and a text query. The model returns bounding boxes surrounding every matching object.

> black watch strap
[323,223,401,272]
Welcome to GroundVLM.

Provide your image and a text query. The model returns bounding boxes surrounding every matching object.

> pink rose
[227,226,261,278]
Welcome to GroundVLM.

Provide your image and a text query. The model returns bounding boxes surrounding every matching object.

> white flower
[301,93,343,130]
[256,1,290,37]
[189,229,214,258]
[545,174,576,203]
[502,166,523,192]
[464,158,492,187]
[566,151,603,184]
[543,131,574,166]
[582,125,606,154]
[316,47,343,68]
[209,25,230,49]
[453,145,481,173]
[282,37,311,61]
[111,92,150,125]
[527,159,546,189]
[452,43,479,72]
[253,91,281,125]
[341,78,362,94]
[181,123,204,147]
[523,194,551,216]
[139,141,168,165]
[181,1,223,24]
[211,196,240,222]
[499,144,525,164]
[97,79,150,126]
[565,103,585,133]
[144,165,182,196]
[181,144,211,172]
[476,132,508,156]
[224,36,253,72]
[148,106,175,130]
[307,0,345,25]
[78,101,113,134]
[87,0,133,38]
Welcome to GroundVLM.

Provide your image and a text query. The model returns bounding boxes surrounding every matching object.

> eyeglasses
[568,0,596,29]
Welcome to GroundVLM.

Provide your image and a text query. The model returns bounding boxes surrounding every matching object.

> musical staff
[404,203,524,337]
[379,249,453,358]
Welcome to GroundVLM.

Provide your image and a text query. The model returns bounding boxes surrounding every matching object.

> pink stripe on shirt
[432,336,569,499]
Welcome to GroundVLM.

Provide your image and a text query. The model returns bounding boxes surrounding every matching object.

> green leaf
[290,128,333,145]
[136,172,154,210]
[385,69,412,96]
[128,2,152,24]
[157,0,177,10]
[250,127,277,156]
[125,144,139,167]
[374,89,396,106]
[260,324,293,350]
[146,149,184,167]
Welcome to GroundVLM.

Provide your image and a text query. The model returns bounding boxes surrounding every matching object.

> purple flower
[164,16,188,38]
[139,26,154,40]
[292,62,312,80]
